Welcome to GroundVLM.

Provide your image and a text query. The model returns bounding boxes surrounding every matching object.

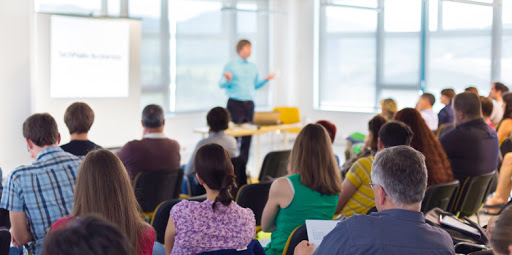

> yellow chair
[282,225,308,255]
[273,107,302,133]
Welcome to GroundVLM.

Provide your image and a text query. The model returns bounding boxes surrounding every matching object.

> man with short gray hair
[117,104,181,179]
[295,146,455,255]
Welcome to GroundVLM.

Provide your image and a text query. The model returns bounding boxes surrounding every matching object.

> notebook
[305,220,339,248]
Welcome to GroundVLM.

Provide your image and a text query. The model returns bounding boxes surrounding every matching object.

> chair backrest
[197,239,265,255]
[283,225,308,255]
[151,195,207,244]
[421,180,460,213]
[133,168,184,213]
[501,137,512,156]
[258,150,291,181]
[273,107,300,124]
[235,182,273,226]
[232,156,247,196]
[151,199,182,244]
[0,228,9,255]
[451,171,496,217]
[436,123,455,138]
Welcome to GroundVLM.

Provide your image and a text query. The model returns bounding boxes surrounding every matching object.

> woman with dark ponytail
[164,144,255,255]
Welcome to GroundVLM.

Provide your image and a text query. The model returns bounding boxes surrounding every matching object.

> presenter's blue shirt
[219,56,268,101]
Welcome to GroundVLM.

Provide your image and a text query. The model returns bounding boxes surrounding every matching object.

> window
[36,0,270,113]
[318,0,503,113]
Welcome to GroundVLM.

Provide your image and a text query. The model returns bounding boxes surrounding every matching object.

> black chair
[232,156,247,196]
[450,172,496,220]
[0,227,9,255]
[421,180,460,213]
[436,123,455,138]
[501,138,512,158]
[283,225,308,255]
[258,150,291,181]
[198,239,265,255]
[366,207,378,215]
[133,168,184,214]
[151,198,182,243]
[150,195,207,244]
[235,182,273,227]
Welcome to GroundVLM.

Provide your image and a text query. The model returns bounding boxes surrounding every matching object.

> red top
[52,217,155,255]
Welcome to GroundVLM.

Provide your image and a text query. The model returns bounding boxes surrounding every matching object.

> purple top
[170,200,255,255]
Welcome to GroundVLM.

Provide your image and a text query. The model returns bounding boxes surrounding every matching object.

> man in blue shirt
[295,146,455,255]
[0,113,81,254]
[219,39,275,163]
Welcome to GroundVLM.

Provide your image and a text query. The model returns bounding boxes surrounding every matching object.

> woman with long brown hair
[394,108,454,186]
[261,124,341,255]
[51,149,155,255]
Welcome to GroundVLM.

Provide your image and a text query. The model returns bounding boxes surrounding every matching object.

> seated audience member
[490,82,509,126]
[295,146,455,255]
[497,93,512,145]
[43,215,135,255]
[439,93,498,185]
[490,205,512,255]
[380,98,397,121]
[415,93,438,131]
[52,149,155,255]
[164,144,255,255]
[438,88,456,127]
[465,86,479,95]
[60,102,101,156]
[341,115,387,175]
[316,120,340,166]
[336,121,414,217]
[481,96,495,129]
[185,107,238,176]
[117,104,180,179]
[0,113,81,254]
[261,124,341,255]
[395,108,454,186]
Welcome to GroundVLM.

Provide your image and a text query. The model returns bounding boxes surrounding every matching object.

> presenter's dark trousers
[227,98,255,165]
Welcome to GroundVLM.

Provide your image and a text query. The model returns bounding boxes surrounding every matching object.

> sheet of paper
[305,220,340,248]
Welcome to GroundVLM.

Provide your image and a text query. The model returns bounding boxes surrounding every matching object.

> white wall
[0,0,33,172]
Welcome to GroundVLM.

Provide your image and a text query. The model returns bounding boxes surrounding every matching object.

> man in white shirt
[416,93,438,131]
[489,82,509,126]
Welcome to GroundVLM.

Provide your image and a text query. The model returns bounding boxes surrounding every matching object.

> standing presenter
[219,39,275,164]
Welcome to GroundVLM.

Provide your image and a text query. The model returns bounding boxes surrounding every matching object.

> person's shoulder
[171,199,201,215]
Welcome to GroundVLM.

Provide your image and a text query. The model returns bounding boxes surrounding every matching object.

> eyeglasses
[369,182,388,196]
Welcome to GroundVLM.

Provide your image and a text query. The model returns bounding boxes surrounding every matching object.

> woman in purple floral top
[164,144,256,255]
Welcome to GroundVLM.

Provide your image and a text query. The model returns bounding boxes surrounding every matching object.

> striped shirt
[0,146,81,255]
[342,156,375,218]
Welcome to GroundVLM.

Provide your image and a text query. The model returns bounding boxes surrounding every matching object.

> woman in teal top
[261,124,342,255]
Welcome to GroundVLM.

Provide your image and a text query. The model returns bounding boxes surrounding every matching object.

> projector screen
[50,15,130,98]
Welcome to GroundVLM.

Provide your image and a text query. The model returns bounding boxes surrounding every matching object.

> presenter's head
[141,104,165,134]
[64,102,95,137]
[237,39,251,60]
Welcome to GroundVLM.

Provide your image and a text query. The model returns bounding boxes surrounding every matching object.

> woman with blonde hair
[51,149,155,255]
[380,98,397,120]
[261,124,341,255]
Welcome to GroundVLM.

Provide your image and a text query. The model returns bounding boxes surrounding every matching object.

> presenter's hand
[224,72,233,82]
[266,73,276,80]
[294,241,315,255]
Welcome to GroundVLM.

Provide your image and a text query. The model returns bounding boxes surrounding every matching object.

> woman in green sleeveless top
[261,124,342,255]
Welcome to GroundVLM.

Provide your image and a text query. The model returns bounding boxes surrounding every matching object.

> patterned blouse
[170,200,255,255]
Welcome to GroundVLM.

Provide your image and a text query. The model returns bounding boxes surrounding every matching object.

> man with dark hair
[489,82,509,125]
[117,104,180,179]
[416,92,438,131]
[0,113,81,255]
[481,96,495,129]
[219,39,275,165]
[182,107,239,195]
[439,92,499,183]
[335,121,414,217]
[438,89,456,127]
[42,215,135,255]
[296,146,454,255]
[60,102,101,156]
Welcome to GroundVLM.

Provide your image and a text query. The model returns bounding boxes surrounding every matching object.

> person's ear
[378,186,386,205]
[57,133,61,145]
[25,138,33,150]
[196,173,204,185]
[377,138,385,150]
[162,119,165,126]
[141,120,145,128]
